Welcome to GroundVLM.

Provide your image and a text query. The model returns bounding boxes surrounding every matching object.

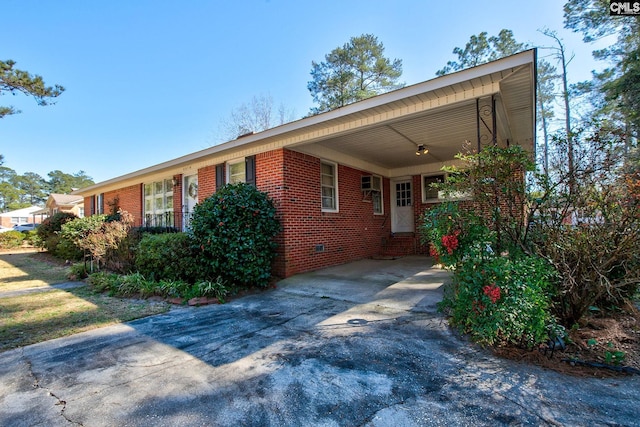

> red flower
[441,234,459,254]
[429,244,440,263]
[483,284,501,303]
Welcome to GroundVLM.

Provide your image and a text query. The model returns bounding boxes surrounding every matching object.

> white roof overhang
[75,49,536,196]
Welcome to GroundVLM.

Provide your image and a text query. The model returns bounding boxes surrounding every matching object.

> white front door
[391,180,414,233]
[183,174,198,229]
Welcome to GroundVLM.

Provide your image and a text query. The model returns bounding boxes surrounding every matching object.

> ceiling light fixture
[415,144,428,156]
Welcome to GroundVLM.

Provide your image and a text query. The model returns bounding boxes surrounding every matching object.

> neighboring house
[44,194,85,218]
[0,206,48,229]
[73,50,536,278]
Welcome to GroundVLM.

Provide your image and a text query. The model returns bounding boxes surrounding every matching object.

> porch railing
[139,211,193,232]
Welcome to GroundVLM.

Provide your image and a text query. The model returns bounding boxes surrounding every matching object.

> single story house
[43,194,85,218]
[73,50,536,278]
[0,206,48,229]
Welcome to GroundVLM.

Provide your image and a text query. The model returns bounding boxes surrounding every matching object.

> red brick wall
[198,165,217,201]
[77,148,396,278]
[255,149,287,275]
[104,184,143,224]
[266,149,391,277]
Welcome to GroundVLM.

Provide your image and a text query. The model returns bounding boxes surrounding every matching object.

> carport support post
[475,96,498,152]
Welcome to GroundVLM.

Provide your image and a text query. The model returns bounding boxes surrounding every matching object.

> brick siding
[104,184,143,222]
[264,149,391,278]
[198,165,217,201]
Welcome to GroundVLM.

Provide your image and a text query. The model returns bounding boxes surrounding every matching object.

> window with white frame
[422,174,445,202]
[78,207,85,218]
[144,179,174,226]
[96,193,104,214]
[321,161,338,211]
[227,159,246,184]
[371,175,383,215]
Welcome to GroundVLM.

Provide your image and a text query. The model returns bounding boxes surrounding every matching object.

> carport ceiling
[288,58,534,172]
[312,100,481,170]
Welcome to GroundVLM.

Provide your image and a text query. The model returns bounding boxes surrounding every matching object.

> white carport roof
[75,49,536,196]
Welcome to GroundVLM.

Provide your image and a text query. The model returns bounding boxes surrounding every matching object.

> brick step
[381,234,418,256]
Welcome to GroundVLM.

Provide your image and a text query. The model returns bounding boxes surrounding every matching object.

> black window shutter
[245,155,256,187]
[90,195,95,215]
[215,164,224,190]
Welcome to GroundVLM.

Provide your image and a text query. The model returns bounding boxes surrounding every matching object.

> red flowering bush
[420,202,492,268]
[441,254,556,347]
[441,232,459,254]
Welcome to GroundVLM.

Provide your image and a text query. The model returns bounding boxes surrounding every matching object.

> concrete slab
[0,256,638,426]
[0,281,85,298]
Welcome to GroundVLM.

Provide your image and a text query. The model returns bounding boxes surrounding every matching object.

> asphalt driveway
[1,256,638,426]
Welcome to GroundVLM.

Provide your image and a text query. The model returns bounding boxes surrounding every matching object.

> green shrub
[0,231,25,249]
[86,273,231,302]
[115,273,150,297]
[37,212,77,253]
[195,277,231,303]
[53,236,84,261]
[135,233,199,282]
[87,271,120,293]
[100,226,150,274]
[68,263,89,280]
[419,202,493,267]
[190,183,280,288]
[23,230,39,245]
[442,255,558,347]
[155,279,193,298]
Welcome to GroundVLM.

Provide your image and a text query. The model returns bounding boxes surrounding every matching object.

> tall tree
[1,59,65,118]
[436,30,527,76]
[14,172,47,205]
[217,94,296,142]
[540,29,577,189]
[436,30,563,172]
[536,59,558,173]
[564,0,640,140]
[0,165,19,212]
[308,34,403,114]
[47,170,94,194]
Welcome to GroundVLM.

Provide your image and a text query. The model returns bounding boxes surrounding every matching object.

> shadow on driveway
[1,256,638,426]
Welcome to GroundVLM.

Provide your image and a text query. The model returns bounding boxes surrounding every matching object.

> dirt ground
[496,307,640,378]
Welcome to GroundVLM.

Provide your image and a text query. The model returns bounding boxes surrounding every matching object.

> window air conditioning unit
[361,175,381,191]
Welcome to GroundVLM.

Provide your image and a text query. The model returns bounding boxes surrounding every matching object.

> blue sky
[1,0,608,184]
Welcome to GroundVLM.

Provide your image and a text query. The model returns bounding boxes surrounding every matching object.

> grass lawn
[0,250,69,291]
[0,250,170,352]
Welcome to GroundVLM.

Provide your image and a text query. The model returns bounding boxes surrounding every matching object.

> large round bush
[189,183,280,287]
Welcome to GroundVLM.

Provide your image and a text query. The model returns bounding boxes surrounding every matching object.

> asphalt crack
[23,349,83,426]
